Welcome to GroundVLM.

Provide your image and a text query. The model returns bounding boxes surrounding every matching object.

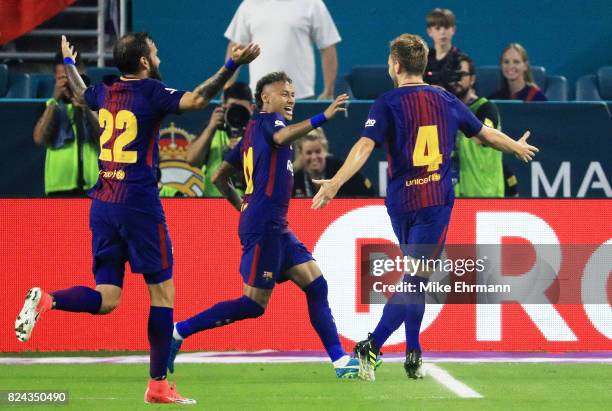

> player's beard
[391,74,399,88]
[147,58,163,81]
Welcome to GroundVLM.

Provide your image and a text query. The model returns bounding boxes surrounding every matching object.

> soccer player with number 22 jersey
[15,32,260,405]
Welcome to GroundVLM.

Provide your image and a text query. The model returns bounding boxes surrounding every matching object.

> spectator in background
[450,54,518,197]
[32,52,99,196]
[186,82,253,197]
[424,8,463,91]
[491,43,547,101]
[293,128,375,197]
[224,0,341,99]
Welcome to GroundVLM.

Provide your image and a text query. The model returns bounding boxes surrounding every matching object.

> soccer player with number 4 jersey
[15,32,259,405]
[312,34,538,380]
[167,72,363,379]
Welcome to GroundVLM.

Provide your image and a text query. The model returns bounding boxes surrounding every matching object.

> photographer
[186,82,253,197]
[33,52,99,196]
[423,8,463,91]
[450,54,519,197]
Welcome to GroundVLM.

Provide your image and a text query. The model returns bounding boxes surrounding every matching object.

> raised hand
[61,35,78,61]
[323,94,349,120]
[515,131,539,162]
[231,43,261,65]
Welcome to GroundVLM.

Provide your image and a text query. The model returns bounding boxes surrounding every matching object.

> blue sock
[371,275,427,350]
[304,276,345,362]
[148,306,173,380]
[371,296,406,350]
[51,286,102,314]
[404,276,427,351]
[176,295,264,339]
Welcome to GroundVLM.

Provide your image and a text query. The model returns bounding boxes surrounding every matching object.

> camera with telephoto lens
[220,104,251,138]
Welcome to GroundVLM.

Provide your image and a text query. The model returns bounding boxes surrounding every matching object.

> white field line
[1,353,612,365]
[423,363,483,399]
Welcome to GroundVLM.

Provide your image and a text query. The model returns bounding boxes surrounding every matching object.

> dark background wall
[132,0,612,97]
[3,100,610,198]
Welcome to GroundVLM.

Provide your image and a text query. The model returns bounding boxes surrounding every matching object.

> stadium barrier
[0,100,610,198]
[2,198,610,352]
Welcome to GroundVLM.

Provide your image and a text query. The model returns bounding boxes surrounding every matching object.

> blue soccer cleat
[167,336,183,374]
[334,357,359,379]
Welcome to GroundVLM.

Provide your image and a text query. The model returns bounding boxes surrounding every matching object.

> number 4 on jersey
[412,125,443,172]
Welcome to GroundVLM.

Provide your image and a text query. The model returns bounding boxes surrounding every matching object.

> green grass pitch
[1,362,611,410]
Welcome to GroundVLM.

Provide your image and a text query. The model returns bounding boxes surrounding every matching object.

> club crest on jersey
[263,271,274,281]
[365,119,376,127]
[275,120,286,128]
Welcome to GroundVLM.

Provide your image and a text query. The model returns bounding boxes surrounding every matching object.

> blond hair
[389,34,429,76]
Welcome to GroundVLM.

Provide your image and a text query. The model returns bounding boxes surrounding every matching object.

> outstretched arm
[311,137,375,209]
[475,127,538,162]
[272,94,348,145]
[60,36,87,106]
[179,43,260,111]
[212,161,243,212]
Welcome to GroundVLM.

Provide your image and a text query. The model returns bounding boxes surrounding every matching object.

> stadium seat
[86,66,121,85]
[349,66,394,99]
[475,65,568,101]
[30,74,55,98]
[334,73,353,98]
[575,66,612,101]
[0,64,8,96]
[5,72,32,98]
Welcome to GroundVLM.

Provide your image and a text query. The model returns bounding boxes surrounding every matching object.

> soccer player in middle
[312,34,538,380]
[168,72,360,378]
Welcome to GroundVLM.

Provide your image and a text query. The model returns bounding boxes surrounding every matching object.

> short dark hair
[255,71,292,108]
[389,34,429,76]
[113,32,154,75]
[426,8,456,28]
[457,53,475,76]
[223,81,253,103]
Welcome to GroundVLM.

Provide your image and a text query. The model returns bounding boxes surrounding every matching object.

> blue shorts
[239,230,314,289]
[389,204,452,259]
[90,200,173,287]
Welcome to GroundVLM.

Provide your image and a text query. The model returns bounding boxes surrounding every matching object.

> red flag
[0,0,77,45]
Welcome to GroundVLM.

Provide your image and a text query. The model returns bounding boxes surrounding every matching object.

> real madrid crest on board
[159,122,205,197]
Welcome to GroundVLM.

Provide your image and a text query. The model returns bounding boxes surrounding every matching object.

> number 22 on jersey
[412,125,442,172]
[98,108,138,163]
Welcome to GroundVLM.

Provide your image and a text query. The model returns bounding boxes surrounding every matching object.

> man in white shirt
[225,0,341,99]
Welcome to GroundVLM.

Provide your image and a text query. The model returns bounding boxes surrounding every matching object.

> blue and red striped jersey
[362,84,482,214]
[84,76,185,214]
[224,112,294,235]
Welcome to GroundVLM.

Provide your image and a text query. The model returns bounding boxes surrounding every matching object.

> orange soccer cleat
[144,379,196,405]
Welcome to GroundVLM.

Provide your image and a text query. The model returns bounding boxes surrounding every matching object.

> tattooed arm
[60,35,87,106]
[179,43,260,111]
